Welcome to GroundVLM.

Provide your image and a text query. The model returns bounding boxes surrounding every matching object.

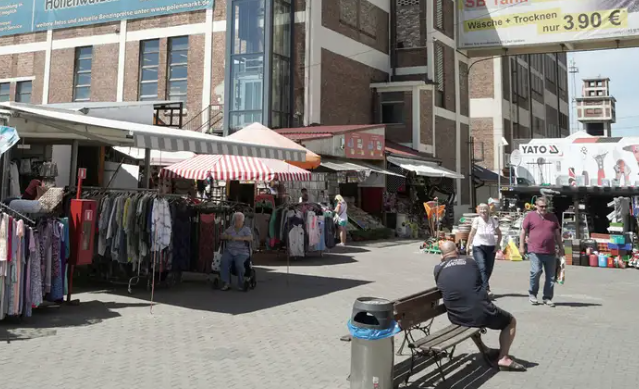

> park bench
[342,288,494,384]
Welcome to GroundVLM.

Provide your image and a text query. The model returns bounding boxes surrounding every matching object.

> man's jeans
[472,245,496,291]
[221,251,249,287]
[529,253,557,301]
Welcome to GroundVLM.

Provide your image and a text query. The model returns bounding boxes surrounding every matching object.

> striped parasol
[159,154,311,181]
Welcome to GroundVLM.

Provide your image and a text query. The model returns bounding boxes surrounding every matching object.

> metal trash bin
[348,297,398,389]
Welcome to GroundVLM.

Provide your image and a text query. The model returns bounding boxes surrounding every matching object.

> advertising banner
[514,136,639,187]
[344,133,385,160]
[0,126,20,156]
[458,0,639,50]
[0,0,213,38]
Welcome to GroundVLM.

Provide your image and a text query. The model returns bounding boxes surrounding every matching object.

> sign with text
[344,132,385,160]
[0,0,213,37]
[459,0,639,49]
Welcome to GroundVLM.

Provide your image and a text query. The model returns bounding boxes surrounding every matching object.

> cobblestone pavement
[1,240,638,389]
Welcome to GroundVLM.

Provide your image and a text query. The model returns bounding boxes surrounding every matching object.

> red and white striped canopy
[160,154,311,181]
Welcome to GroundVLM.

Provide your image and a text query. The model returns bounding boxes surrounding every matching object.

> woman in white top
[467,203,502,297]
[334,195,348,246]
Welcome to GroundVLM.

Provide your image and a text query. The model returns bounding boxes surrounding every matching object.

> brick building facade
[0,0,470,210]
[469,54,570,172]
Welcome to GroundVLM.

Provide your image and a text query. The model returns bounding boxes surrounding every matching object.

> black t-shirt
[434,257,496,328]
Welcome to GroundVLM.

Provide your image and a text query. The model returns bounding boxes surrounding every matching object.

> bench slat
[430,328,481,352]
[394,287,438,304]
[397,303,446,329]
[412,324,466,349]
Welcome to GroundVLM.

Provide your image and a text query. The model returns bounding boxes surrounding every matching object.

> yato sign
[520,145,561,155]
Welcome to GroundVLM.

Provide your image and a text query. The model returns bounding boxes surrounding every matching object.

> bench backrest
[394,287,446,330]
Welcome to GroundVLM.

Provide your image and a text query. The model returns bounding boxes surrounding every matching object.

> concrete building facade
[0,0,471,210]
[576,77,616,137]
[469,53,570,173]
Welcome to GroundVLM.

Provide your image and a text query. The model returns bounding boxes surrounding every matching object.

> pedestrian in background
[467,203,502,299]
[519,197,564,307]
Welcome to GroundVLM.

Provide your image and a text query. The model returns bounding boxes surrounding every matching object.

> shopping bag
[556,256,566,285]
[211,246,223,272]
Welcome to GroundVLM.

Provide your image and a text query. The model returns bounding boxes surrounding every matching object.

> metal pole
[69,140,79,187]
[497,143,502,200]
[143,148,151,189]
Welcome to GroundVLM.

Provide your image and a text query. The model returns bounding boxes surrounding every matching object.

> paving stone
[0,241,637,388]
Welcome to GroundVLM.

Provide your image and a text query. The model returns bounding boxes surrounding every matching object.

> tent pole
[69,140,79,186]
[143,148,151,189]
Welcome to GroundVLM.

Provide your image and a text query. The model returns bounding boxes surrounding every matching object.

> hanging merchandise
[0,206,70,321]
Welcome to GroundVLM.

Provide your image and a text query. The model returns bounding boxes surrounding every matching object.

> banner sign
[0,0,213,37]
[345,133,385,160]
[458,0,639,49]
[0,126,20,156]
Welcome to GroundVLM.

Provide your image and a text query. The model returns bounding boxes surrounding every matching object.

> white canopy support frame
[387,156,464,179]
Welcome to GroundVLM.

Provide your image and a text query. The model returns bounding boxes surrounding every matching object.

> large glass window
[168,36,189,103]
[139,39,160,101]
[271,0,291,128]
[0,83,9,102]
[73,46,92,102]
[16,81,32,103]
[229,0,265,130]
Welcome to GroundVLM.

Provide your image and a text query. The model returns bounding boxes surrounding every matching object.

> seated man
[434,241,526,372]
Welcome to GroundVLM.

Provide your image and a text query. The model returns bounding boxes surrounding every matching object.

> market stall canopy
[387,156,463,179]
[113,147,195,166]
[0,103,305,161]
[320,157,403,177]
[227,122,321,169]
[160,154,311,181]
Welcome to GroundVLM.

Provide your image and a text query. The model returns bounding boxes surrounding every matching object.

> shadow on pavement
[395,353,537,388]
[492,293,529,300]
[553,302,602,308]
[0,301,150,343]
[254,252,359,267]
[102,267,371,315]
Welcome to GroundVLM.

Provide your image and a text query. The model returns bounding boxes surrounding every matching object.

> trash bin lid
[351,297,394,330]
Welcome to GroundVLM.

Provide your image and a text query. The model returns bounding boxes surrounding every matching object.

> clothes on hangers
[0,213,68,321]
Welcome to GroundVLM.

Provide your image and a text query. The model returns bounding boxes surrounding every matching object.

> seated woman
[220,212,253,291]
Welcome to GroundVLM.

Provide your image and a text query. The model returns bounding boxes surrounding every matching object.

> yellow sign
[538,9,628,34]
[464,8,561,32]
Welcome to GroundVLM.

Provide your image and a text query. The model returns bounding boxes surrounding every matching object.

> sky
[568,48,639,137]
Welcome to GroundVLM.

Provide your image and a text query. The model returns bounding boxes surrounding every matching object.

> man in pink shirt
[519,197,564,307]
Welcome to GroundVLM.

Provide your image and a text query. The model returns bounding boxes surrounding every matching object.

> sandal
[498,361,527,372]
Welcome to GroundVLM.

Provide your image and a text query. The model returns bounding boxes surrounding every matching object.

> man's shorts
[483,306,514,331]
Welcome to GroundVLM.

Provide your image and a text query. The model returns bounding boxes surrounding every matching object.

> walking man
[519,197,564,307]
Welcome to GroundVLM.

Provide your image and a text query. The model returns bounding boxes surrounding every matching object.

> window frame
[16,81,32,103]
[73,46,93,102]
[0,82,10,102]
[167,36,189,103]
[139,39,160,102]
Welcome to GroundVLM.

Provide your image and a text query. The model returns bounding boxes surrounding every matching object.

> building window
[435,0,444,30]
[139,39,160,101]
[16,81,32,103]
[73,46,92,102]
[167,36,189,103]
[0,83,9,102]
[229,0,266,130]
[380,93,405,124]
[435,43,444,106]
[339,0,377,38]
[271,0,292,128]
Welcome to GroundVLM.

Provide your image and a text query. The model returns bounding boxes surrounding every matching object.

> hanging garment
[29,227,42,308]
[171,203,191,272]
[47,221,64,302]
[254,213,270,246]
[198,213,216,273]
[151,198,172,252]
[97,196,112,256]
[324,212,336,249]
[9,162,20,198]
[316,216,326,251]
[306,211,320,247]
[288,225,305,257]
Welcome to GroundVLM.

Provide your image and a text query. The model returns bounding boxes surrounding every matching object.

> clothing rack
[0,202,36,225]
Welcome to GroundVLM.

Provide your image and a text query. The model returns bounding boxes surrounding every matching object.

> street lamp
[497,137,509,200]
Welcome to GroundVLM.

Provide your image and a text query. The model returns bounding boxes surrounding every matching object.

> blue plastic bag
[347,320,401,340]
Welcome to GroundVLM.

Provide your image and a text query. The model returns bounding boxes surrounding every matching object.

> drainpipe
[528,55,533,138]
[303,0,312,126]
[555,53,561,137]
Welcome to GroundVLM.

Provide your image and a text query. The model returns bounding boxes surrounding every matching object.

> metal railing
[181,104,224,134]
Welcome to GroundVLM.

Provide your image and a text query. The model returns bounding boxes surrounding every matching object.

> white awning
[0,102,305,161]
[113,147,195,166]
[320,158,403,177]
[387,156,464,179]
